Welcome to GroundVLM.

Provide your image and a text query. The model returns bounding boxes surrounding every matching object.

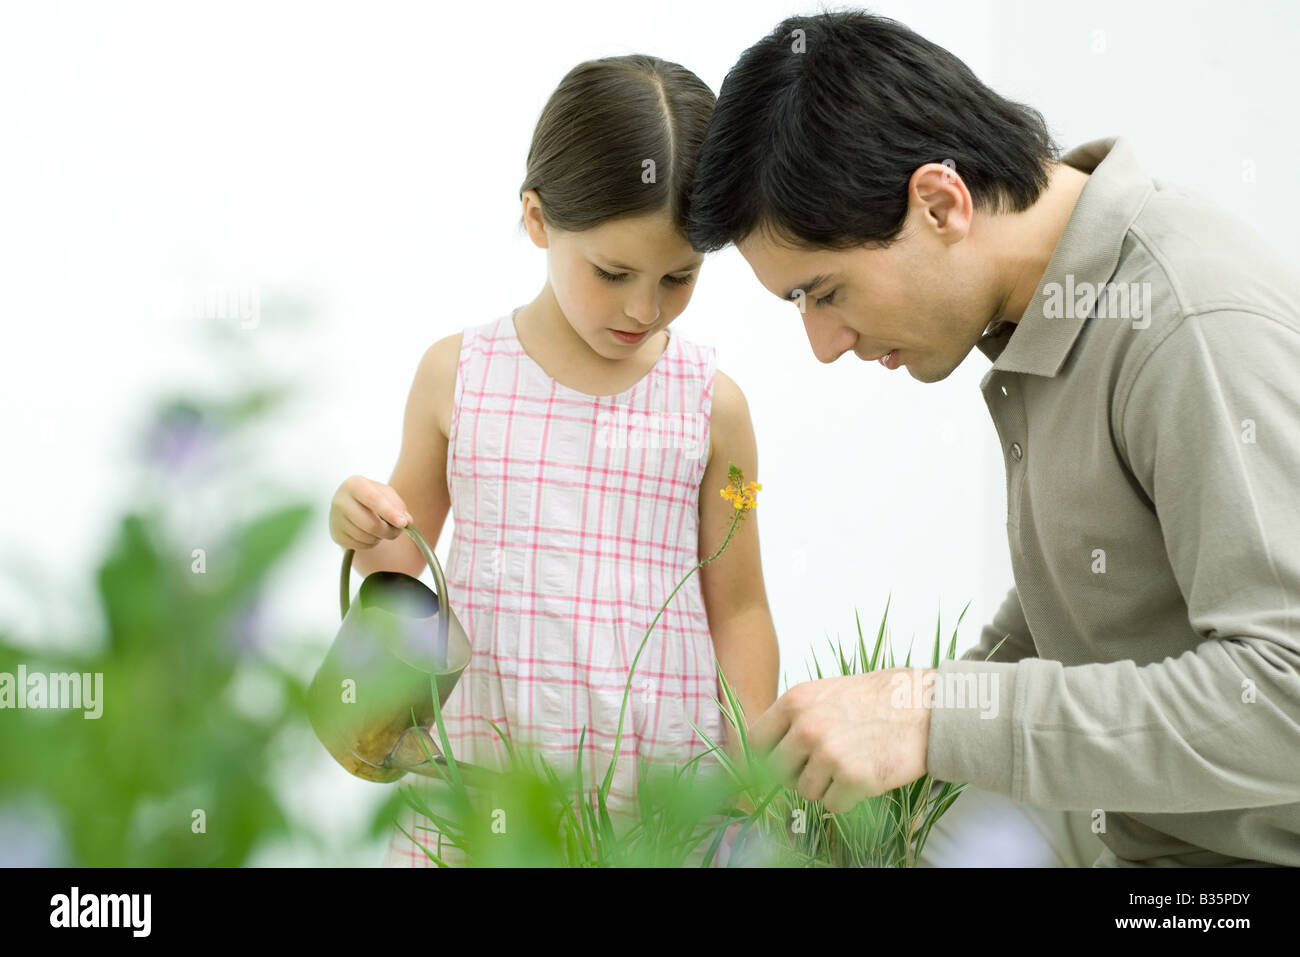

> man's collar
[977,136,1155,376]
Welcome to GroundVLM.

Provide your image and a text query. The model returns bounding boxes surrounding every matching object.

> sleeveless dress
[382,306,729,866]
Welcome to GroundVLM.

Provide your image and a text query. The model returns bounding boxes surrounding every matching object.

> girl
[329,54,780,866]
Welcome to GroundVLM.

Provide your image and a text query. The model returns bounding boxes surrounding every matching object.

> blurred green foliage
[0,310,320,866]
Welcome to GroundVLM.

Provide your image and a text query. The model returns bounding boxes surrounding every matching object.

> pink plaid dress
[382,306,729,866]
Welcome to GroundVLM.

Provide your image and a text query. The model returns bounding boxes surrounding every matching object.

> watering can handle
[339,523,449,620]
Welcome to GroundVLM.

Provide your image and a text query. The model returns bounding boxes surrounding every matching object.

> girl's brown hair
[519,55,716,235]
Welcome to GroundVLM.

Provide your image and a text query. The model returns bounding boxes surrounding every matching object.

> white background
[2,0,1296,864]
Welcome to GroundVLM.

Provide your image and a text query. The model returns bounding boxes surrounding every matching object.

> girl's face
[523,193,704,361]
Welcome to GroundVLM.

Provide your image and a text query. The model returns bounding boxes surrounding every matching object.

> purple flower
[225,597,264,657]
[0,799,65,867]
[144,403,213,473]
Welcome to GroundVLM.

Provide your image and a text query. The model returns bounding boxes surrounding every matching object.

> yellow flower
[720,464,760,517]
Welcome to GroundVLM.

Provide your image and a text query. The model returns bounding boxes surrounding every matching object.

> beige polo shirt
[924,136,1300,867]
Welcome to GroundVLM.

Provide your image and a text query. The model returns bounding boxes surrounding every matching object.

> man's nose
[802,310,852,363]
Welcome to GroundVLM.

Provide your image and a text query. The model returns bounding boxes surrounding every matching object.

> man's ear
[908,162,973,241]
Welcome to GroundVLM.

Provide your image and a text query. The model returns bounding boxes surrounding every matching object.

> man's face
[735,172,995,383]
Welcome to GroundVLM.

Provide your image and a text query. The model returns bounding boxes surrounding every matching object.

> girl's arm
[697,369,781,756]
[351,333,461,580]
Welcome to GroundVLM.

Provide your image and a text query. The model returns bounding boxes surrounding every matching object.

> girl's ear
[520,189,551,250]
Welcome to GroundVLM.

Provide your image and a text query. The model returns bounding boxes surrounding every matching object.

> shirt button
[1010,442,1023,461]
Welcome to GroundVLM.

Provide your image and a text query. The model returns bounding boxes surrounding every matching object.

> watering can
[307,522,497,787]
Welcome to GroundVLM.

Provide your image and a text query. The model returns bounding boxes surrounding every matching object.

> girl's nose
[625,288,661,326]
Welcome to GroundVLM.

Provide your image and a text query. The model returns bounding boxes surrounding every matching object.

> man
[688,10,1300,866]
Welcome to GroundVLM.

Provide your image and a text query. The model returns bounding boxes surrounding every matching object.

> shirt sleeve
[925,310,1300,812]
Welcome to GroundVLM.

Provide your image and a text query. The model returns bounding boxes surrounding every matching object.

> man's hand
[747,668,937,814]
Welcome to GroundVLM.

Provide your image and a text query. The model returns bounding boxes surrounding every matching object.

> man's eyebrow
[604,258,704,273]
[782,274,831,301]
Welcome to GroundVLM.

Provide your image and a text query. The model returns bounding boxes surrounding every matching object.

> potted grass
[691,600,999,867]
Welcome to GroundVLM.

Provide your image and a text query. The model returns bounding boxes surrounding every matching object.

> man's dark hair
[687,10,1060,253]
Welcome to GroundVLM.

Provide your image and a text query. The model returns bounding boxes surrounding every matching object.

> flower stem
[599,510,744,797]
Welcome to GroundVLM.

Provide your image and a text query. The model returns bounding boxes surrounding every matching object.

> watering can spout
[307,525,473,783]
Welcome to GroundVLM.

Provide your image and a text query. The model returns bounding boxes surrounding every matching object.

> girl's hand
[329,475,413,550]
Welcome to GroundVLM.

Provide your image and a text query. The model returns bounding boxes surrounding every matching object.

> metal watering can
[307,523,495,786]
